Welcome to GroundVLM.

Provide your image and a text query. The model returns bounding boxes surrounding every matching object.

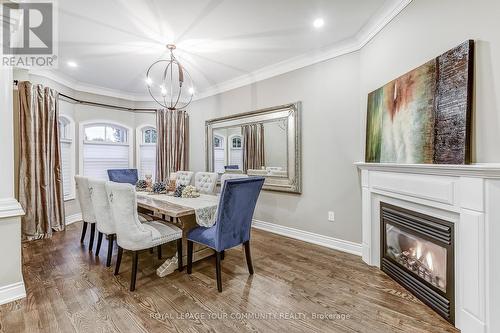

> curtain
[242,123,265,172]
[18,81,65,240]
[156,109,189,182]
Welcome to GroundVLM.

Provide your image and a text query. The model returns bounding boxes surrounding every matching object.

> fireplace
[380,202,455,324]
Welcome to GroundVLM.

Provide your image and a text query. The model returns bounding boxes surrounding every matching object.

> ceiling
[34,0,409,100]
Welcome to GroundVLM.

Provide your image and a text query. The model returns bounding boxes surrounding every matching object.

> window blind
[61,140,72,198]
[139,144,156,179]
[83,143,129,180]
[230,149,243,170]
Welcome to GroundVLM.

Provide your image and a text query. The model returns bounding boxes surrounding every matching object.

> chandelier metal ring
[146,44,194,110]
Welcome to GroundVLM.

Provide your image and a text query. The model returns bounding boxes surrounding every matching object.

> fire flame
[426,252,434,271]
[416,245,422,260]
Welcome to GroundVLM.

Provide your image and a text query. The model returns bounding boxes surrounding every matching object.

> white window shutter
[83,143,130,180]
[61,141,72,198]
[139,144,156,179]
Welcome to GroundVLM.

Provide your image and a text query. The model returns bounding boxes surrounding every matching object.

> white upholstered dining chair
[220,173,249,189]
[175,171,194,186]
[194,172,218,194]
[105,181,183,291]
[89,179,116,267]
[75,176,97,252]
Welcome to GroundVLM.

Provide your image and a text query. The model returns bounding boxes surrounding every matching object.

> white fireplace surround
[356,162,500,333]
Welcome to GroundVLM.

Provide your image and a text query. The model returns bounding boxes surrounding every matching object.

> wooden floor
[0,222,458,333]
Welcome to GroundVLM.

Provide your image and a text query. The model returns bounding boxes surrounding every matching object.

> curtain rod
[13,80,157,113]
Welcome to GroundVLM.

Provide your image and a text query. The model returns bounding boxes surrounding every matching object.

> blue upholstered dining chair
[107,169,139,185]
[186,177,265,292]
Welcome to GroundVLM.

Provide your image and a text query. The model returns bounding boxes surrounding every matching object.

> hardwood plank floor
[0,222,458,333]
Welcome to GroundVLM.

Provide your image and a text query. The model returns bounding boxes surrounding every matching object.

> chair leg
[114,246,123,275]
[106,234,114,267]
[187,240,193,274]
[88,224,96,252]
[221,250,225,260]
[157,245,162,260]
[216,252,222,292]
[177,239,183,272]
[244,241,254,275]
[130,251,139,291]
[80,222,87,243]
[95,232,103,256]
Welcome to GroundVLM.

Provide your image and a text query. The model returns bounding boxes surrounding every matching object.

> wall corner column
[0,67,26,305]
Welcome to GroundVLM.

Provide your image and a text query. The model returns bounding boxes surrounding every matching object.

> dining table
[136,191,220,277]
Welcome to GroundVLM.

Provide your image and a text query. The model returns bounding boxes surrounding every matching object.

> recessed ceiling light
[67,61,78,68]
[313,18,325,29]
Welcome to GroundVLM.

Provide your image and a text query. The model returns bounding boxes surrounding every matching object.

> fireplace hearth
[380,202,455,323]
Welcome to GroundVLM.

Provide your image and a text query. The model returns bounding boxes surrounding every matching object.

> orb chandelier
[146,44,194,110]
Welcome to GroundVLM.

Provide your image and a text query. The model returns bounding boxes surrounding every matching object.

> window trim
[79,120,134,180]
[135,124,157,179]
[59,115,76,201]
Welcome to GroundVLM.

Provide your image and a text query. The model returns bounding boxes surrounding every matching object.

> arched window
[59,116,75,200]
[229,134,243,170]
[81,122,131,180]
[213,135,225,174]
[137,126,157,179]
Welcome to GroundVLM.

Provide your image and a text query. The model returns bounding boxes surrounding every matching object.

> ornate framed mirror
[205,102,301,194]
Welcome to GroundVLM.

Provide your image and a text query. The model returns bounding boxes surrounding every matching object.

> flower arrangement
[136,179,147,191]
[181,185,200,198]
[174,185,186,197]
[152,182,167,194]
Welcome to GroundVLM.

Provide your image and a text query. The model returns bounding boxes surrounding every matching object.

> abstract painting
[365,40,474,164]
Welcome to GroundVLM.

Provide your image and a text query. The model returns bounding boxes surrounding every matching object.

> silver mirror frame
[205,102,302,194]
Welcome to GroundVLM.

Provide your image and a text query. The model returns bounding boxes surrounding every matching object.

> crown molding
[28,69,151,102]
[194,0,413,100]
[28,0,413,103]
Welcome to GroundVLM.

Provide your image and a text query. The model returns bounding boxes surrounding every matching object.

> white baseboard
[0,281,26,306]
[65,213,82,225]
[252,219,362,256]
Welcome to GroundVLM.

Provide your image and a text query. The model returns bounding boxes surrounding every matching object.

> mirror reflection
[212,118,288,178]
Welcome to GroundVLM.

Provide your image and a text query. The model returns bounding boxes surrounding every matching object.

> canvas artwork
[365,40,474,164]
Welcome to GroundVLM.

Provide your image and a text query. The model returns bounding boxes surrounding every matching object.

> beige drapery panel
[242,123,265,172]
[18,81,65,240]
[156,109,189,182]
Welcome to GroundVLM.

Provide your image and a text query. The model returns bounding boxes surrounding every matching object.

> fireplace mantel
[355,162,500,333]
[355,162,500,178]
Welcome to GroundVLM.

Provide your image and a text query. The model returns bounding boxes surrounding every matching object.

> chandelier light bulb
[145,77,153,86]
[188,87,195,95]
[313,18,325,29]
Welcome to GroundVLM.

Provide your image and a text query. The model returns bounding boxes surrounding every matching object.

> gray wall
[13,71,156,217]
[189,52,364,243]
[188,0,500,244]
[360,0,500,163]
[13,0,500,245]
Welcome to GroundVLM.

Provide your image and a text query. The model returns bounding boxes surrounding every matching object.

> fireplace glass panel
[385,223,447,292]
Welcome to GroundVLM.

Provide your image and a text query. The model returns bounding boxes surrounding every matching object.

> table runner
[137,192,219,227]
